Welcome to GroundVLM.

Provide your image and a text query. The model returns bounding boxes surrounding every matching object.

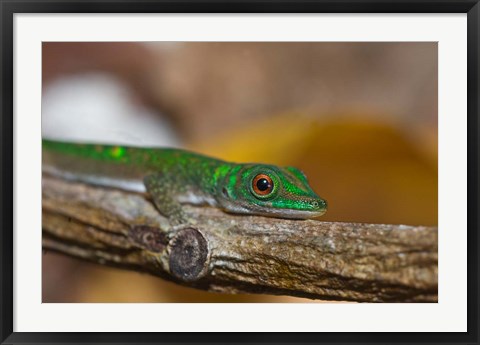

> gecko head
[216,164,327,219]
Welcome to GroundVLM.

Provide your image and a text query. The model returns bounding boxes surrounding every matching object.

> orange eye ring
[252,174,274,196]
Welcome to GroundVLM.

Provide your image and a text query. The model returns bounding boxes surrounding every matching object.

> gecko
[42,139,327,225]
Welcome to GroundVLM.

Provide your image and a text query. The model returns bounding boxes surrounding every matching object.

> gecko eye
[252,174,274,196]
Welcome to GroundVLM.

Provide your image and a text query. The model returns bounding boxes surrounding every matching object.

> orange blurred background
[42,42,437,302]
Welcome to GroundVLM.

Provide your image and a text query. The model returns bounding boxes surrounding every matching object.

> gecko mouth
[258,207,327,219]
[263,198,328,219]
[221,198,327,220]
[243,202,327,219]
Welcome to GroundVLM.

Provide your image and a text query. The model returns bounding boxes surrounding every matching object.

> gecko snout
[311,199,327,211]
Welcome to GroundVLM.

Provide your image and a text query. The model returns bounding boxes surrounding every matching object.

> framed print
[1,1,479,344]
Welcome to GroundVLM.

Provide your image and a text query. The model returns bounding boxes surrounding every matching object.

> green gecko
[42,139,327,225]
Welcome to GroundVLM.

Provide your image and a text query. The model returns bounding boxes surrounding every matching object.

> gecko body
[42,139,327,224]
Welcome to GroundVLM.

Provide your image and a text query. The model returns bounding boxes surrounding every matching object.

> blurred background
[42,42,437,302]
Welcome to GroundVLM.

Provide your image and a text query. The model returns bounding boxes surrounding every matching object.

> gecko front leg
[143,173,189,226]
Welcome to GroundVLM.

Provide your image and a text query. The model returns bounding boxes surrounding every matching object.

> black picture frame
[1,1,479,344]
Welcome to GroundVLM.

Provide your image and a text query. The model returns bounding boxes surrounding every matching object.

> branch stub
[168,227,209,282]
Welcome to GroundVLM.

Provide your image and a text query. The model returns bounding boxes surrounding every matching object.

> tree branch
[42,175,438,302]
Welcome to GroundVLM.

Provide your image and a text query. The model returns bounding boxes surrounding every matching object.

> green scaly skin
[42,139,327,225]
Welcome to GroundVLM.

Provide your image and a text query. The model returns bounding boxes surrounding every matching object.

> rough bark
[42,175,438,302]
